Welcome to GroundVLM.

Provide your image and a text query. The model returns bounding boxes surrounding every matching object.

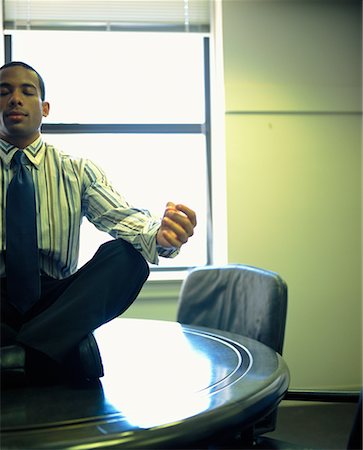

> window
[4,29,212,271]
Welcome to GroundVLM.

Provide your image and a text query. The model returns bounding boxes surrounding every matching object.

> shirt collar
[0,136,46,169]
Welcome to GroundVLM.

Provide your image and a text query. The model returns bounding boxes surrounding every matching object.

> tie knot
[12,151,29,167]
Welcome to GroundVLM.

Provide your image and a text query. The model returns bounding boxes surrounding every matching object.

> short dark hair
[0,61,46,101]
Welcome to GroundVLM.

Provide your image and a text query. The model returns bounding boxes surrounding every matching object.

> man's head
[0,61,49,148]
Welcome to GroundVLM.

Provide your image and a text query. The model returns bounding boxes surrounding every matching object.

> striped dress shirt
[0,136,176,279]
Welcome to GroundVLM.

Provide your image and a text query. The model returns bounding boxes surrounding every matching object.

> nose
[8,89,23,106]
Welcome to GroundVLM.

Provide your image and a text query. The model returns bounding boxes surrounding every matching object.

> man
[0,61,196,385]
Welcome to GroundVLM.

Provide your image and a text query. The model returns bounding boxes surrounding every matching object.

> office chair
[176,264,288,442]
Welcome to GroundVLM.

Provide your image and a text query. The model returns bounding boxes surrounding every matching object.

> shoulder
[44,143,81,163]
[43,141,107,183]
[44,142,88,171]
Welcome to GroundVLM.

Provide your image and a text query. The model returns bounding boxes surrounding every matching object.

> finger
[162,211,194,239]
[160,229,183,249]
[161,216,189,244]
[164,201,176,214]
[175,204,197,227]
[162,230,192,249]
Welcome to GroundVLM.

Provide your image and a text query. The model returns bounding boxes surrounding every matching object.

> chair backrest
[177,264,288,355]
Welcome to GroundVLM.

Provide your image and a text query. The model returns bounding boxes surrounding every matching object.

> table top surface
[1,318,290,449]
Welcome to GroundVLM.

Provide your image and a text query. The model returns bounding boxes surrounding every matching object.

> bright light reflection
[95,320,212,429]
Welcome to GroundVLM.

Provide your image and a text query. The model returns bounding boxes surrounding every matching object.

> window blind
[4,0,210,32]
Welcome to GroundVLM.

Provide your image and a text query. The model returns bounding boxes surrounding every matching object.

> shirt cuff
[156,244,180,259]
[134,220,179,264]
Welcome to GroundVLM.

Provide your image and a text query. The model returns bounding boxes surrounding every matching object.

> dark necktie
[6,150,40,313]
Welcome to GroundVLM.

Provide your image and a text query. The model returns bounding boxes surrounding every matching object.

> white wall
[223,0,362,390]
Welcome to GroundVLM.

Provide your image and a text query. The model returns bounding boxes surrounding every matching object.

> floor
[255,400,360,450]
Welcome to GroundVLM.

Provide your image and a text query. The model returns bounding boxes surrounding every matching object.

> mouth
[6,111,27,122]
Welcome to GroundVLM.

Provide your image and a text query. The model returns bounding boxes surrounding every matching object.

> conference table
[1,318,289,449]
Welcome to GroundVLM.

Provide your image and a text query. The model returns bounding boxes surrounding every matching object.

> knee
[99,239,150,282]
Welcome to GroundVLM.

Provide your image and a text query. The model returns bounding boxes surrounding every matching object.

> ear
[42,101,50,118]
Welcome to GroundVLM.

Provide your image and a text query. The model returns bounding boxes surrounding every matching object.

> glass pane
[10,30,205,124]
[43,133,208,268]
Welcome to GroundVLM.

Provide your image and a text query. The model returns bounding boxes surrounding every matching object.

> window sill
[147,269,190,282]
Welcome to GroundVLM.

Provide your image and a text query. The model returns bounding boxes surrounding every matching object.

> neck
[0,133,40,149]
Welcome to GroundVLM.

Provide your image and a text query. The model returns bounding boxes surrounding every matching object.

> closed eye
[23,87,36,96]
[0,83,38,96]
[0,86,10,96]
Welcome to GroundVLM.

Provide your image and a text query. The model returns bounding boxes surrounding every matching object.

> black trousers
[0,239,150,363]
